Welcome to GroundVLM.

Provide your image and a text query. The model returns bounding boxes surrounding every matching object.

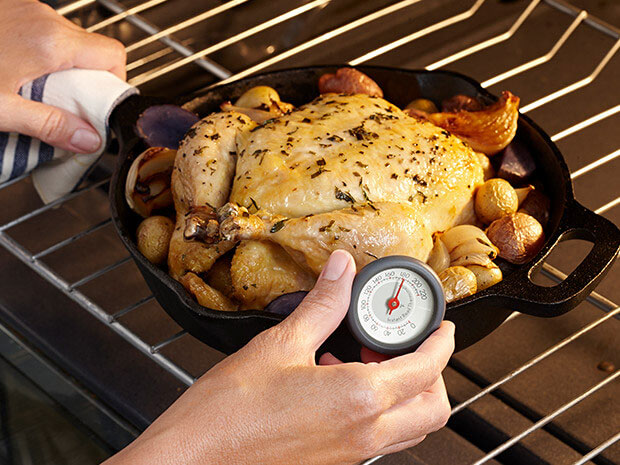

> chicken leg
[168,112,254,310]
[216,202,433,275]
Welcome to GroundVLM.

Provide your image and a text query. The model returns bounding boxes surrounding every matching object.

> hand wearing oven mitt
[1,2,455,464]
[0,0,136,203]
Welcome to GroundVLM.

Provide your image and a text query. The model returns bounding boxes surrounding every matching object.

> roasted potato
[441,94,483,112]
[136,216,174,265]
[405,98,438,114]
[486,212,545,264]
[475,178,519,224]
[519,189,550,227]
[318,68,383,97]
[496,141,536,184]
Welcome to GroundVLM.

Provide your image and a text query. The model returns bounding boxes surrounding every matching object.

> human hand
[0,0,126,153]
[106,250,455,465]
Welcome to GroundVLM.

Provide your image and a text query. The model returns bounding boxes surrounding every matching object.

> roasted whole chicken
[127,69,536,311]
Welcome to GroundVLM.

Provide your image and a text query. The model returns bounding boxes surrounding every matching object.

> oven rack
[1,0,618,463]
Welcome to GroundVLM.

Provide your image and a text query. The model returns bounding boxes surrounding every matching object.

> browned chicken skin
[170,92,484,309]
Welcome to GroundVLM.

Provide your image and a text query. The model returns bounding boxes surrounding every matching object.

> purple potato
[136,104,199,149]
[265,291,308,316]
[441,94,483,112]
[519,189,550,227]
[496,139,536,185]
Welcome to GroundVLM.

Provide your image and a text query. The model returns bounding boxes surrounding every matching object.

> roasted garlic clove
[427,233,450,273]
[514,185,535,206]
[440,225,492,252]
[466,264,503,291]
[220,86,294,123]
[428,91,520,155]
[126,147,176,217]
[439,266,477,303]
[441,224,499,268]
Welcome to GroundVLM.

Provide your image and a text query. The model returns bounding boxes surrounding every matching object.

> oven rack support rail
[0,0,617,463]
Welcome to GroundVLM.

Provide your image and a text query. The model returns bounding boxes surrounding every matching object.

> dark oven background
[0,1,618,464]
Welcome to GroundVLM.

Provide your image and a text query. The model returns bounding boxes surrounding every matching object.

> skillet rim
[109,65,574,323]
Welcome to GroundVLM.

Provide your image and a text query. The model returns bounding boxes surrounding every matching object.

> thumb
[281,250,356,352]
[2,94,101,153]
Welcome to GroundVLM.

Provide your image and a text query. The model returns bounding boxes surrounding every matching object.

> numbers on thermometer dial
[357,267,435,345]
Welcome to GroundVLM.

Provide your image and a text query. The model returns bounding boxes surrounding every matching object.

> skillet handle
[492,200,619,317]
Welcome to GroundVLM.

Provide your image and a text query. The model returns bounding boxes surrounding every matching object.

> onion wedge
[428,91,520,155]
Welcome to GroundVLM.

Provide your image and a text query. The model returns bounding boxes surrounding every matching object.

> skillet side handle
[494,201,620,317]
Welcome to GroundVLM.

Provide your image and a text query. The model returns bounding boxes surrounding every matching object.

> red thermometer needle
[387,279,405,315]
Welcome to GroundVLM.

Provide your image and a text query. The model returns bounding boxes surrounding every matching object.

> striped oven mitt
[0,69,138,203]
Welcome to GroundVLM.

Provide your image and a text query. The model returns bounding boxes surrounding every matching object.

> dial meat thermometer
[346,256,446,355]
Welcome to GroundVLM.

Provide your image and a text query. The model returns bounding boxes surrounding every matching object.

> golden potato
[486,212,545,264]
[136,216,174,265]
[405,98,438,114]
[231,240,315,310]
[475,178,518,224]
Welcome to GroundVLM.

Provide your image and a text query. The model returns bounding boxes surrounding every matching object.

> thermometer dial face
[347,256,445,355]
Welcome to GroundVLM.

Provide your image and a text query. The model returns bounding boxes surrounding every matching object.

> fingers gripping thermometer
[346,256,446,355]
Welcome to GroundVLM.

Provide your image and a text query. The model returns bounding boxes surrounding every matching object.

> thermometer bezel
[346,256,446,355]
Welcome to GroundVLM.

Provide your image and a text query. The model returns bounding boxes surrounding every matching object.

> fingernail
[70,128,101,152]
[322,250,350,281]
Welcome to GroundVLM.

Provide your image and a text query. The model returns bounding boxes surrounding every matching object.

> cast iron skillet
[109,66,620,361]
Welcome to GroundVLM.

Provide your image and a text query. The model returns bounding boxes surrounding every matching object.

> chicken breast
[230,93,482,234]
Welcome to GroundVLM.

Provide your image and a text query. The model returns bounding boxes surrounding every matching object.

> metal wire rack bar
[111,295,155,320]
[595,196,620,215]
[0,229,195,385]
[572,431,620,465]
[33,218,112,259]
[3,1,616,457]
[0,177,110,233]
[426,0,540,71]
[349,0,486,66]
[151,329,187,353]
[69,256,131,290]
[570,149,620,180]
[128,0,336,86]
[96,0,232,79]
[57,0,96,16]
[425,0,541,70]
[551,105,620,142]
[451,305,619,415]
[545,0,620,38]
[125,0,249,53]
[473,370,619,464]
[86,0,168,32]
[520,39,619,113]
[479,9,587,88]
